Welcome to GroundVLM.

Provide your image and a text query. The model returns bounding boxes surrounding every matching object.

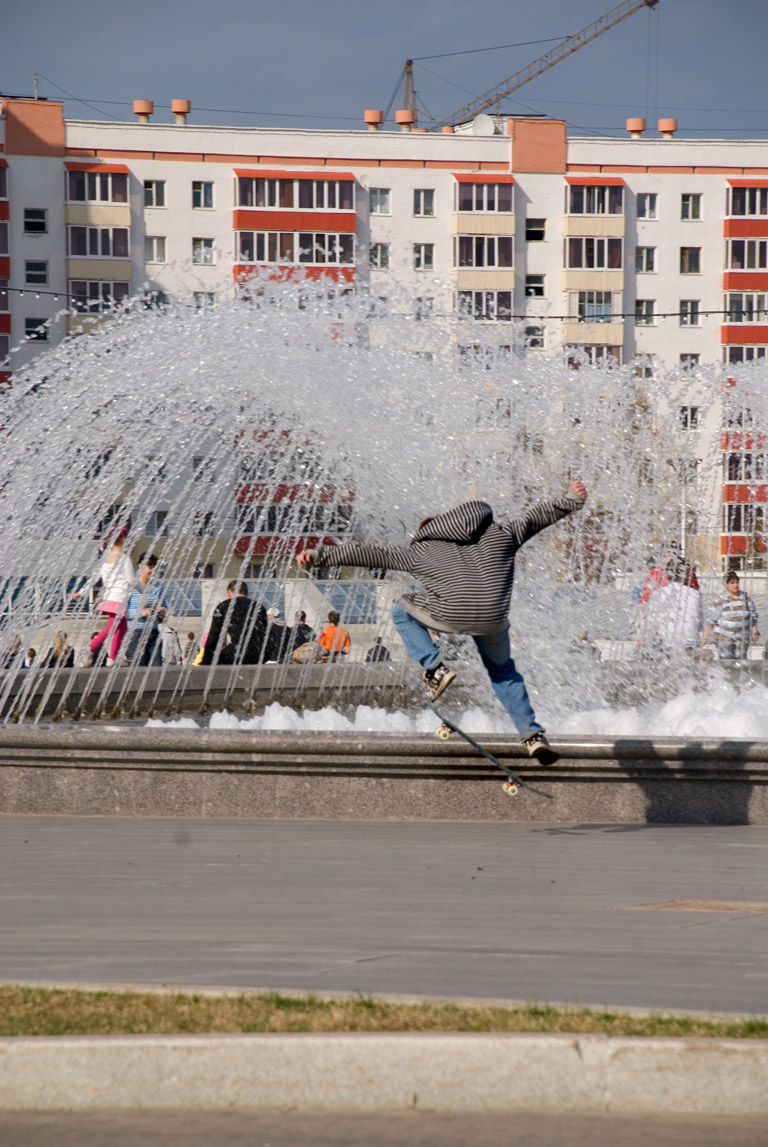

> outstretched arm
[501,480,587,547]
[298,539,417,573]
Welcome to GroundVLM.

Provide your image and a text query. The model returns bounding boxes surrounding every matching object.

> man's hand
[571,480,587,499]
[297,550,318,570]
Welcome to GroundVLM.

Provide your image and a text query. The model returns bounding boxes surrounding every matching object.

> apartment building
[1,96,767,572]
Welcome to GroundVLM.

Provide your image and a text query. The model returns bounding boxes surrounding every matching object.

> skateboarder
[298,480,587,757]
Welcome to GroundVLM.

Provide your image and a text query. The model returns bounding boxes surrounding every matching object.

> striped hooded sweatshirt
[310,492,586,636]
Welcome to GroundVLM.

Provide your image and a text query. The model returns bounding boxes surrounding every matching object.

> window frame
[68,225,130,259]
[144,235,167,264]
[679,299,700,326]
[192,237,215,265]
[525,218,546,242]
[144,180,166,208]
[69,280,130,313]
[23,208,48,235]
[565,236,623,270]
[636,193,657,220]
[192,180,214,210]
[369,242,390,270]
[681,193,701,221]
[454,235,513,269]
[67,171,128,204]
[24,317,48,340]
[727,239,768,271]
[635,246,655,273]
[728,186,768,217]
[455,182,513,213]
[413,242,434,270]
[413,189,435,218]
[567,184,623,216]
[369,187,390,215]
[525,274,545,297]
[679,247,701,274]
[635,299,656,326]
[456,290,513,322]
[725,292,768,323]
[24,260,49,286]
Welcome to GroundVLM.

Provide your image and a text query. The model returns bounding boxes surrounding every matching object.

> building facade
[2,97,767,572]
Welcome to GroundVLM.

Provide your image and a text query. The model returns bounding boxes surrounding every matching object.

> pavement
[1,816,767,1116]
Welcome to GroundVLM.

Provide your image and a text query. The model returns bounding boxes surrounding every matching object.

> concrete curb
[1,1032,767,1115]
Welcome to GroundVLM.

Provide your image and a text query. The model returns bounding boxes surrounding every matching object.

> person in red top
[318,611,351,662]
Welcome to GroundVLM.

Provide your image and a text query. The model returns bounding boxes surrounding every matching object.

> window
[525,274,545,297]
[413,242,434,270]
[680,300,700,326]
[725,345,767,364]
[0,334,9,363]
[525,325,544,348]
[192,512,216,538]
[727,239,768,270]
[635,246,655,272]
[729,186,768,217]
[680,353,700,369]
[0,280,7,311]
[69,226,130,258]
[237,231,295,263]
[414,296,434,321]
[455,235,513,268]
[192,562,215,579]
[635,299,655,325]
[456,290,513,321]
[369,242,389,269]
[725,452,766,481]
[681,193,701,220]
[636,193,657,219]
[24,208,47,234]
[192,237,215,265]
[298,233,354,265]
[67,171,127,203]
[568,184,623,215]
[192,181,214,209]
[144,235,166,263]
[567,345,621,367]
[0,222,7,254]
[526,218,545,241]
[0,168,6,199]
[726,293,768,322]
[25,260,48,286]
[24,318,47,340]
[193,292,215,309]
[69,280,130,313]
[577,291,612,322]
[413,189,435,217]
[297,179,354,210]
[566,237,622,269]
[456,182,513,212]
[146,510,168,537]
[680,247,700,274]
[144,180,165,208]
[369,188,390,215]
[238,177,353,210]
[680,406,700,431]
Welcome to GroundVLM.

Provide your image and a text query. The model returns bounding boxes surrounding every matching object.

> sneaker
[424,663,456,702]
[522,730,552,758]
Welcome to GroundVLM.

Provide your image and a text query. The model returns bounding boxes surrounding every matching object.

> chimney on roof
[364,109,383,131]
[395,108,415,133]
[172,99,191,125]
[626,117,646,138]
[658,117,678,138]
[133,100,154,123]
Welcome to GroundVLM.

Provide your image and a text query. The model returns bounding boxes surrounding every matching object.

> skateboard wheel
[503,781,519,796]
[435,725,451,741]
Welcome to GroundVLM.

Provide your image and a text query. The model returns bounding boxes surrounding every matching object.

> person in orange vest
[318,610,351,662]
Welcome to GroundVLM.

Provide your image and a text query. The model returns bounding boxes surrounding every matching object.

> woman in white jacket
[73,531,138,665]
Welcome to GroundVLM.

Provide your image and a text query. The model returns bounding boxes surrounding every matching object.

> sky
[2,0,767,138]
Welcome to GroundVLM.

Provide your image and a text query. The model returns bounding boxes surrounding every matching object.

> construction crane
[421,0,659,132]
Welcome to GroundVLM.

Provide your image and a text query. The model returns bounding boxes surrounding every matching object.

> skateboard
[427,698,553,799]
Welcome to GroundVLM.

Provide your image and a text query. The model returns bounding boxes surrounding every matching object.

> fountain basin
[1,723,766,825]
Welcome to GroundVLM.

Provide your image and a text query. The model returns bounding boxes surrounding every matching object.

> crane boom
[428,0,659,132]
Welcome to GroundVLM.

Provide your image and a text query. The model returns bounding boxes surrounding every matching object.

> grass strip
[0,986,766,1039]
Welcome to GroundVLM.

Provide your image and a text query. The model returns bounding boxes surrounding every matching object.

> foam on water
[144,677,768,739]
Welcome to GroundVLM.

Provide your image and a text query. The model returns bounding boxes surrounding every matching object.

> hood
[412,501,494,546]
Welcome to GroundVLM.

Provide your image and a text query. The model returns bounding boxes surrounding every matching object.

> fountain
[1,276,767,822]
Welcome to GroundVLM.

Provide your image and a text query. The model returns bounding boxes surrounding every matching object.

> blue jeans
[391,604,542,739]
[124,627,161,667]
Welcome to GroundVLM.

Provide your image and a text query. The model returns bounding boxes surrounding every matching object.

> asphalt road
[2,817,768,1014]
[1,1111,766,1147]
